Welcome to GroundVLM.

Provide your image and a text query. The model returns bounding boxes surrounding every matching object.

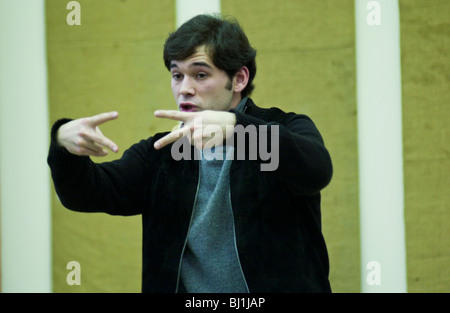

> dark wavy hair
[163,14,257,98]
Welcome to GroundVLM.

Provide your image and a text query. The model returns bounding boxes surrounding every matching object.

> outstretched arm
[48,112,150,215]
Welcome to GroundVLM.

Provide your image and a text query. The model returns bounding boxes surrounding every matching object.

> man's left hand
[153,110,236,150]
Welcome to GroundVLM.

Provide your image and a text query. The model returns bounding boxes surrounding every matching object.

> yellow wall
[46,0,449,292]
[400,0,449,292]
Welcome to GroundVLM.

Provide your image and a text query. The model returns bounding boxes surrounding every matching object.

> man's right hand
[57,111,119,157]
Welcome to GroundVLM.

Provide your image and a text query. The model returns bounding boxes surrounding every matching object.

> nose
[179,76,195,96]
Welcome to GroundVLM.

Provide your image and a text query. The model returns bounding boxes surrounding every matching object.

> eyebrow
[170,61,213,70]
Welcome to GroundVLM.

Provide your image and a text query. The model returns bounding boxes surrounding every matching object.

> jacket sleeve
[47,119,155,216]
[232,109,333,196]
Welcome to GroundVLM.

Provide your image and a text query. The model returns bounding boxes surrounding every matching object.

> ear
[233,66,250,94]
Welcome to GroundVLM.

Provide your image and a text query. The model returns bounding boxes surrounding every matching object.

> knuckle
[78,130,88,138]
[80,117,90,126]
[74,138,83,146]
[73,146,84,155]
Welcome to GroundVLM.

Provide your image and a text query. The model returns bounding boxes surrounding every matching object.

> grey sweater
[180,98,249,293]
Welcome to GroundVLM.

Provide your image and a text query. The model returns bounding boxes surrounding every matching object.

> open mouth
[180,103,198,112]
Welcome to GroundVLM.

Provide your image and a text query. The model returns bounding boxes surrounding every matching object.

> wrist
[51,118,72,148]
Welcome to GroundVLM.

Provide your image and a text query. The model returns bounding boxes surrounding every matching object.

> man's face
[170,46,241,112]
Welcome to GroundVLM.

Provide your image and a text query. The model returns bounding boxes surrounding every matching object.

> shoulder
[244,98,314,125]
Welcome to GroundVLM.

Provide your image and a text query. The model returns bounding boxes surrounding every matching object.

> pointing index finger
[154,110,191,122]
[88,111,119,126]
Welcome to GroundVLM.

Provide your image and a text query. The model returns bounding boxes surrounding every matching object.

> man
[48,14,333,293]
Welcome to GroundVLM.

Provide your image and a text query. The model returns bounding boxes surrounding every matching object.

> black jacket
[47,98,333,292]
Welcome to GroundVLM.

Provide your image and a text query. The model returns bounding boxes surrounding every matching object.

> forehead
[170,46,215,69]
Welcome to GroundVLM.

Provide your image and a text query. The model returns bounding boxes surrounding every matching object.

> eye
[196,72,208,79]
[172,73,183,81]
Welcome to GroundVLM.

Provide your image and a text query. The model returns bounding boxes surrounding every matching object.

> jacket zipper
[175,163,201,293]
[228,189,250,293]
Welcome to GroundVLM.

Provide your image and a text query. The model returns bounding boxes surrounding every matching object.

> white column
[0,0,52,292]
[355,0,407,292]
[176,0,221,27]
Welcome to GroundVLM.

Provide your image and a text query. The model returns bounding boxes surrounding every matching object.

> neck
[229,93,242,110]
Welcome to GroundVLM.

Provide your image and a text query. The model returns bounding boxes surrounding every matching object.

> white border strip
[176,0,221,28]
[355,0,407,292]
[0,0,51,292]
